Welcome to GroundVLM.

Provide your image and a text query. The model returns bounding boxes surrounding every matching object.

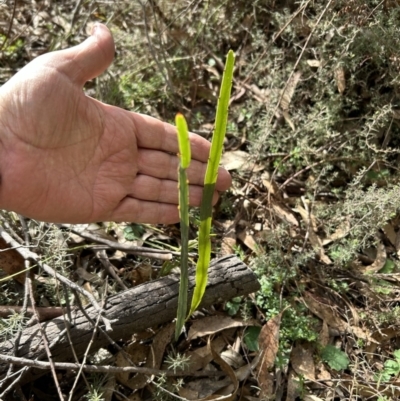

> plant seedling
[174,50,235,340]
[175,113,191,340]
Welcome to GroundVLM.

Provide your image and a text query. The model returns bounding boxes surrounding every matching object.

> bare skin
[0,24,231,224]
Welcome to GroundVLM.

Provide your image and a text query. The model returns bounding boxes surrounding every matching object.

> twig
[66,226,177,260]
[60,291,91,392]
[96,250,128,290]
[0,226,113,331]
[0,355,227,378]
[241,0,311,87]
[0,368,28,399]
[278,161,325,190]
[68,307,103,400]
[0,260,31,396]
[136,0,175,94]
[27,273,64,401]
[0,0,17,51]
[269,0,333,125]
[0,305,64,321]
[19,216,64,401]
[70,0,84,29]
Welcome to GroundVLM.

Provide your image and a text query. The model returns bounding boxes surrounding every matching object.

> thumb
[54,23,115,86]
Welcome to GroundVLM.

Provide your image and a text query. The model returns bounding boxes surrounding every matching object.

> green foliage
[379,259,396,274]
[321,345,350,371]
[189,50,235,316]
[244,1,400,277]
[254,265,318,365]
[119,71,166,112]
[375,350,400,382]
[252,230,313,334]
[153,373,185,401]
[175,113,191,340]
[174,51,234,334]
[0,35,25,61]
[84,387,104,401]
[165,352,191,373]
[244,326,261,352]
[225,296,242,316]
[123,224,145,241]
[0,312,27,341]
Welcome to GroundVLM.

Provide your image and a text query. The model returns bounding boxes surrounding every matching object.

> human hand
[0,24,231,224]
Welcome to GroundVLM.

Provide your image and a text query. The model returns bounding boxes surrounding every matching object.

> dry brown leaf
[290,342,316,380]
[339,373,400,399]
[117,323,175,390]
[151,322,176,368]
[203,338,239,400]
[392,109,400,119]
[322,220,350,245]
[103,375,116,401]
[115,342,149,389]
[296,206,332,265]
[179,387,202,400]
[261,176,280,198]
[220,348,245,369]
[334,66,346,94]
[383,223,397,246]
[128,263,153,285]
[237,229,261,255]
[282,110,295,131]
[221,150,251,171]
[364,327,399,360]
[185,336,226,372]
[316,361,332,383]
[182,339,239,401]
[0,237,27,284]
[280,72,302,111]
[285,369,301,401]
[396,229,400,254]
[220,220,236,256]
[307,59,322,67]
[319,321,330,348]
[188,316,252,341]
[303,292,374,342]
[235,351,262,382]
[183,378,232,400]
[126,394,143,401]
[272,202,299,226]
[257,312,284,398]
[359,241,386,274]
[296,204,318,232]
[304,395,325,401]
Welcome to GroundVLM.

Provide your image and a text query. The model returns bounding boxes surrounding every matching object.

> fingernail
[90,23,100,36]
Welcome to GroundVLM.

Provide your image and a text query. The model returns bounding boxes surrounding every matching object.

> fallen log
[0,255,260,384]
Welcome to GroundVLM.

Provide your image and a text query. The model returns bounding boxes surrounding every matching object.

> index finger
[131,112,212,162]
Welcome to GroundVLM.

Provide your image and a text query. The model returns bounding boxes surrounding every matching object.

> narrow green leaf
[175,113,191,340]
[189,50,235,316]
[176,113,191,169]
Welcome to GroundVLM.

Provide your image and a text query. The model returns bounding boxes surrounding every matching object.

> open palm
[0,24,231,224]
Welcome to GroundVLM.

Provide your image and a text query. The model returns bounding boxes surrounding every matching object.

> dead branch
[0,255,260,386]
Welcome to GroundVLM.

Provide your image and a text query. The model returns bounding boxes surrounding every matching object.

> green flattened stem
[189,50,235,316]
[175,113,191,340]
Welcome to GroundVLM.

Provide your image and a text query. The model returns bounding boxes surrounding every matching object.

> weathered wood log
[0,255,259,384]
